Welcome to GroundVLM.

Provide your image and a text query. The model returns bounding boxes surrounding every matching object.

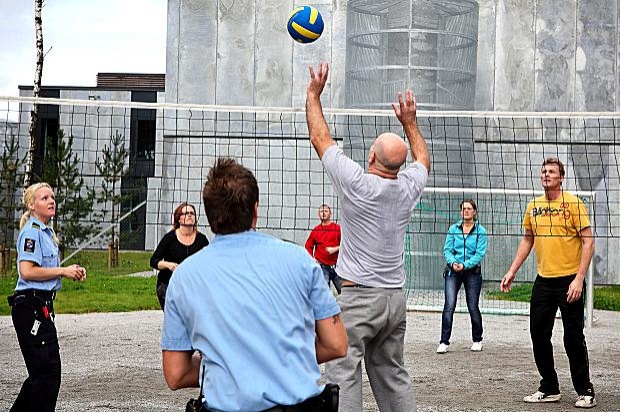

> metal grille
[346,0,478,110]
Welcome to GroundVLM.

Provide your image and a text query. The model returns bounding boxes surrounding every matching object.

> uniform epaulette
[31,222,41,229]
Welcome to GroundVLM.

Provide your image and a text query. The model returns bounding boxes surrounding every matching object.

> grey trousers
[325,287,416,412]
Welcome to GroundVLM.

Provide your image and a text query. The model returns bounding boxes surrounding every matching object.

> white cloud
[0,0,166,96]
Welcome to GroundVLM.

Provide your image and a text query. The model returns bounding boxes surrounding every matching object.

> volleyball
[287,6,324,44]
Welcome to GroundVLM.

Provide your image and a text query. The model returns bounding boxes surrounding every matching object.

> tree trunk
[25,0,45,187]
[108,239,119,268]
[108,240,114,268]
[0,246,11,276]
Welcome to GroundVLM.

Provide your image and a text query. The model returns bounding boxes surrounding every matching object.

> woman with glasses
[436,199,488,354]
[150,203,209,310]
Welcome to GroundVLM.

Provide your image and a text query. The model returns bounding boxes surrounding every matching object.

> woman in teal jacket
[437,199,488,354]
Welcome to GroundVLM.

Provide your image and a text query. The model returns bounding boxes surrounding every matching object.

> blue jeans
[320,264,342,294]
[440,269,483,345]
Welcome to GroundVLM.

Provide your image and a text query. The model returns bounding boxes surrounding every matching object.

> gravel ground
[0,309,618,412]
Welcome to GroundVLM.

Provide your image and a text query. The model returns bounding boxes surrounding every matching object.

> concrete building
[164,0,620,284]
[16,73,165,251]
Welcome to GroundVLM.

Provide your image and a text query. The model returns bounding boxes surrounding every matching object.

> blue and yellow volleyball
[287,6,324,44]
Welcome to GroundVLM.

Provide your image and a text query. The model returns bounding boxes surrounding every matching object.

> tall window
[33,89,60,180]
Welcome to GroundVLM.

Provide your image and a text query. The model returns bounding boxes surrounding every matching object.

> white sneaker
[436,343,449,354]
[575,395,597,408]
[471,341,482,351]
[523,391,561,403]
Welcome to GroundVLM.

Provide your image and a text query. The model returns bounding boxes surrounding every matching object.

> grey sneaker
[575,395,596,408]
[523,391,561,403]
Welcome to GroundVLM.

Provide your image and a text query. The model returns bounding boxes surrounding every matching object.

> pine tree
[40,128,95,259]
[95,130,129,268]
[0,133,26,274]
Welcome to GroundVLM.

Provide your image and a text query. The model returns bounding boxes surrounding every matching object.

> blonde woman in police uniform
[9,183,86,412]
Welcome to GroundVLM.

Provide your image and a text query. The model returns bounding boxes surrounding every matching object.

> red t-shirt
[304,222,341,266]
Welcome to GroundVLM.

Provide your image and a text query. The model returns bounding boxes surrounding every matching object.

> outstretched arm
[392,90,431,173]
[306,62,336,159]
[500,230,534,292]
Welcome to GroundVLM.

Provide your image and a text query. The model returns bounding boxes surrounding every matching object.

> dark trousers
[440,269,483,344]
[530,275,594,397]
[320,264,341,295]
[156,281,168,311]
[10,295,61,412]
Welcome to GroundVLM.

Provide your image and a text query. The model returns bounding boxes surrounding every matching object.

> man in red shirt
[305,204,342,294]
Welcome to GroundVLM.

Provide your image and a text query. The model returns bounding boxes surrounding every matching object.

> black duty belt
[263,383,339,412]
[14,289,56,301]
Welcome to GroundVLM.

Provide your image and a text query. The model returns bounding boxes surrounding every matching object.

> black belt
[14,289,56,301]
[263,383,339,412]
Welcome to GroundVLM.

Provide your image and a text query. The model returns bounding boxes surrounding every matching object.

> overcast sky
[0,0,166,97]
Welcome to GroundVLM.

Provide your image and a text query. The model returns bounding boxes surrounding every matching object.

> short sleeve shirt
[15,216,61,291]
[523,192,591,277]
[161,230,340,411]
[321,145,428,287]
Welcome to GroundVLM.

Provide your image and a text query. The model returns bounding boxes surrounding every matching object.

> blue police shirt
[161,230,341,412]
[15,216,61,292]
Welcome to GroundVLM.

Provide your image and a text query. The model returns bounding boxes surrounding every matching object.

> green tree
[0,133,26,274]
[95,131,129,268]
[40,128,95,259]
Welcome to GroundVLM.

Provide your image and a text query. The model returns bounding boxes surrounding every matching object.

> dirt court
[0,309,618,412]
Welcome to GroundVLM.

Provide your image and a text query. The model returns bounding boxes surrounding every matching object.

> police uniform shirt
[162,230,341,411]
[15,216,61,292]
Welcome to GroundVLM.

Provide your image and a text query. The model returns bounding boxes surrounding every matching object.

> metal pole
[586,192,595,329]
[61,200,147,265]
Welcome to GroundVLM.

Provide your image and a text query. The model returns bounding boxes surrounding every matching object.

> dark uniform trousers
[10,292,61,412]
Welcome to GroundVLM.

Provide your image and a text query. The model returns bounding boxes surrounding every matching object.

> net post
[586,191,596,329]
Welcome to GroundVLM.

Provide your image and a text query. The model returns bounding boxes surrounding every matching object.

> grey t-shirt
[321,145,428,288]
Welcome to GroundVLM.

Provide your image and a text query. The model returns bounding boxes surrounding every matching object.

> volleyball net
[1,96,618,315]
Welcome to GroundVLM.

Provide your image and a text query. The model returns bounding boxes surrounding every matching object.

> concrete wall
[166,0,348,108]
[167,0,620,112]
[162,0,620,284]
[475,0,619,111]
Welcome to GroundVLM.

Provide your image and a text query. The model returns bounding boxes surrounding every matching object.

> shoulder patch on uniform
[24,238,36,253]
[31,222,41,229]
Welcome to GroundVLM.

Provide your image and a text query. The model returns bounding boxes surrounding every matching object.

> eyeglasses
[182,211,196,216]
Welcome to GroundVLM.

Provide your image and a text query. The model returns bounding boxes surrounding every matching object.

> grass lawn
[0,250,159,316]
[2,249,619,314]
[486,283,620,311]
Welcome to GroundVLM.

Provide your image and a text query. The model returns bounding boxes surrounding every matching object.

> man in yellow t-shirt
[501,158,596,409]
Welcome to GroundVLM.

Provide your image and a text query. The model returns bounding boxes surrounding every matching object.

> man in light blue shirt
[161,157,348,412]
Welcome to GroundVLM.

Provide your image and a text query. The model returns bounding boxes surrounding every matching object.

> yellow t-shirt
[523,192,591,277]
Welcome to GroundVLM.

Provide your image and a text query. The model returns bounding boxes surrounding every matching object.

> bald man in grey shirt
[306,62,431,412]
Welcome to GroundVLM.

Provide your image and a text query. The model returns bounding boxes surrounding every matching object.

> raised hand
[307,62,329,98]
[392,90,417,127]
